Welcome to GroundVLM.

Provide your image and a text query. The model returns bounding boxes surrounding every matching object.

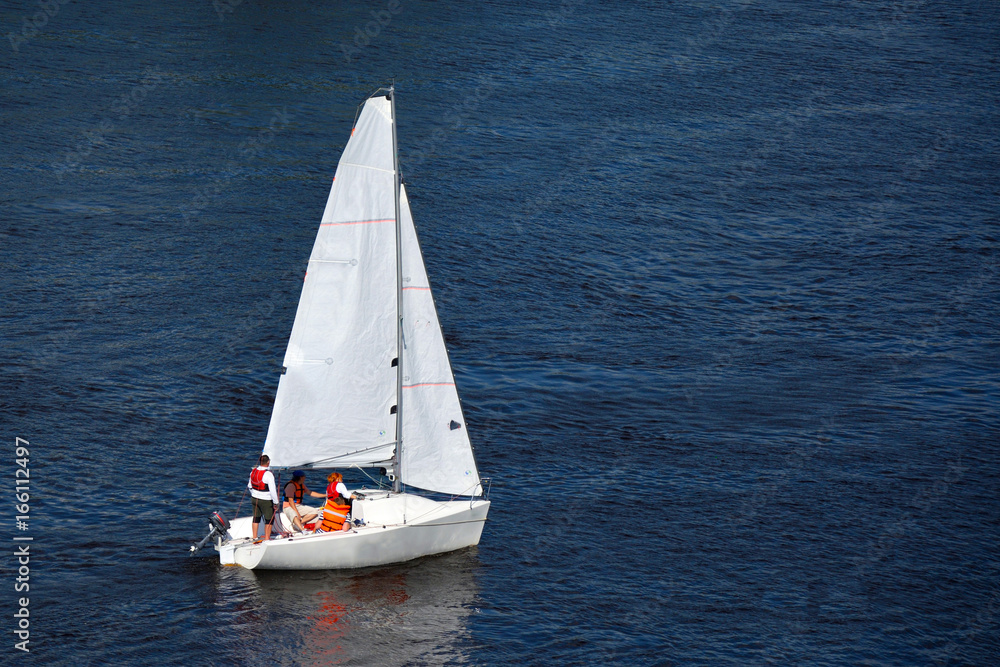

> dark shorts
[252,497,274,522]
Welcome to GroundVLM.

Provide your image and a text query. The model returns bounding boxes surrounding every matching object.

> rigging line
[350,86,390,133]
[306,442,398,466]
[348,464,389,489]
[397,487,484,524]
[271,469,282,536]
[234,486,248,522]
[397,501,450,524]
[408,518,488,527]
[235,449,262,520]
[352,93,368,129]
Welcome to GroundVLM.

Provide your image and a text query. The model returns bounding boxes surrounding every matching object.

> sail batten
[336,162,395,173]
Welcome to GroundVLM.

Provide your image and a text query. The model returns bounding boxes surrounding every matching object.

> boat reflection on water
[211,548,482,665]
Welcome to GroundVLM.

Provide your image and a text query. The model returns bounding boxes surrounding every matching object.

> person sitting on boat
[315,472,353,533]
[248,454,279,542]
[281,470,325,532]
[326,471,353,501]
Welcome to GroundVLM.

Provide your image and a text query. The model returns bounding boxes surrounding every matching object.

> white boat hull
[217,492,489,570]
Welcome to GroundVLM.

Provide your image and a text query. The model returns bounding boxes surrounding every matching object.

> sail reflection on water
[213,549,482,664]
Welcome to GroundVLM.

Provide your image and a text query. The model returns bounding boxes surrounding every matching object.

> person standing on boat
[281,470,325,532]
[248,454,279,541]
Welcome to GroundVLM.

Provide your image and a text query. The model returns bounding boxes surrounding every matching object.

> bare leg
[251,498,261,540]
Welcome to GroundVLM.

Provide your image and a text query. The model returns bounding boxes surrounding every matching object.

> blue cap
[292,470,305,478]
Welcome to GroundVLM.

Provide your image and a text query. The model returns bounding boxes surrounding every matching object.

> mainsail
[263,92,482,496]
[263,95,398,468]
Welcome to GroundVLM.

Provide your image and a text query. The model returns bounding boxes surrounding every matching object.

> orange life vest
[249,467,268,492]
[283,480,304,505]
[319,497,351,532]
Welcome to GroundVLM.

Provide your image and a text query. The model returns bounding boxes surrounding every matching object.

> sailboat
[208,86,490,570]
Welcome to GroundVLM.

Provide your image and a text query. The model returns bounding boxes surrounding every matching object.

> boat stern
[219,540,237,565]
[214,515,255,566]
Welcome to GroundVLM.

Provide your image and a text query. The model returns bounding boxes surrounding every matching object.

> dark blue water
[2,0,998,664]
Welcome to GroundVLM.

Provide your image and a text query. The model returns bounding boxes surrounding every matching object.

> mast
[390,84,404,494]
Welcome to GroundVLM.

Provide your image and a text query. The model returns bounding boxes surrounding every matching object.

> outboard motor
[190,510,231,553]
